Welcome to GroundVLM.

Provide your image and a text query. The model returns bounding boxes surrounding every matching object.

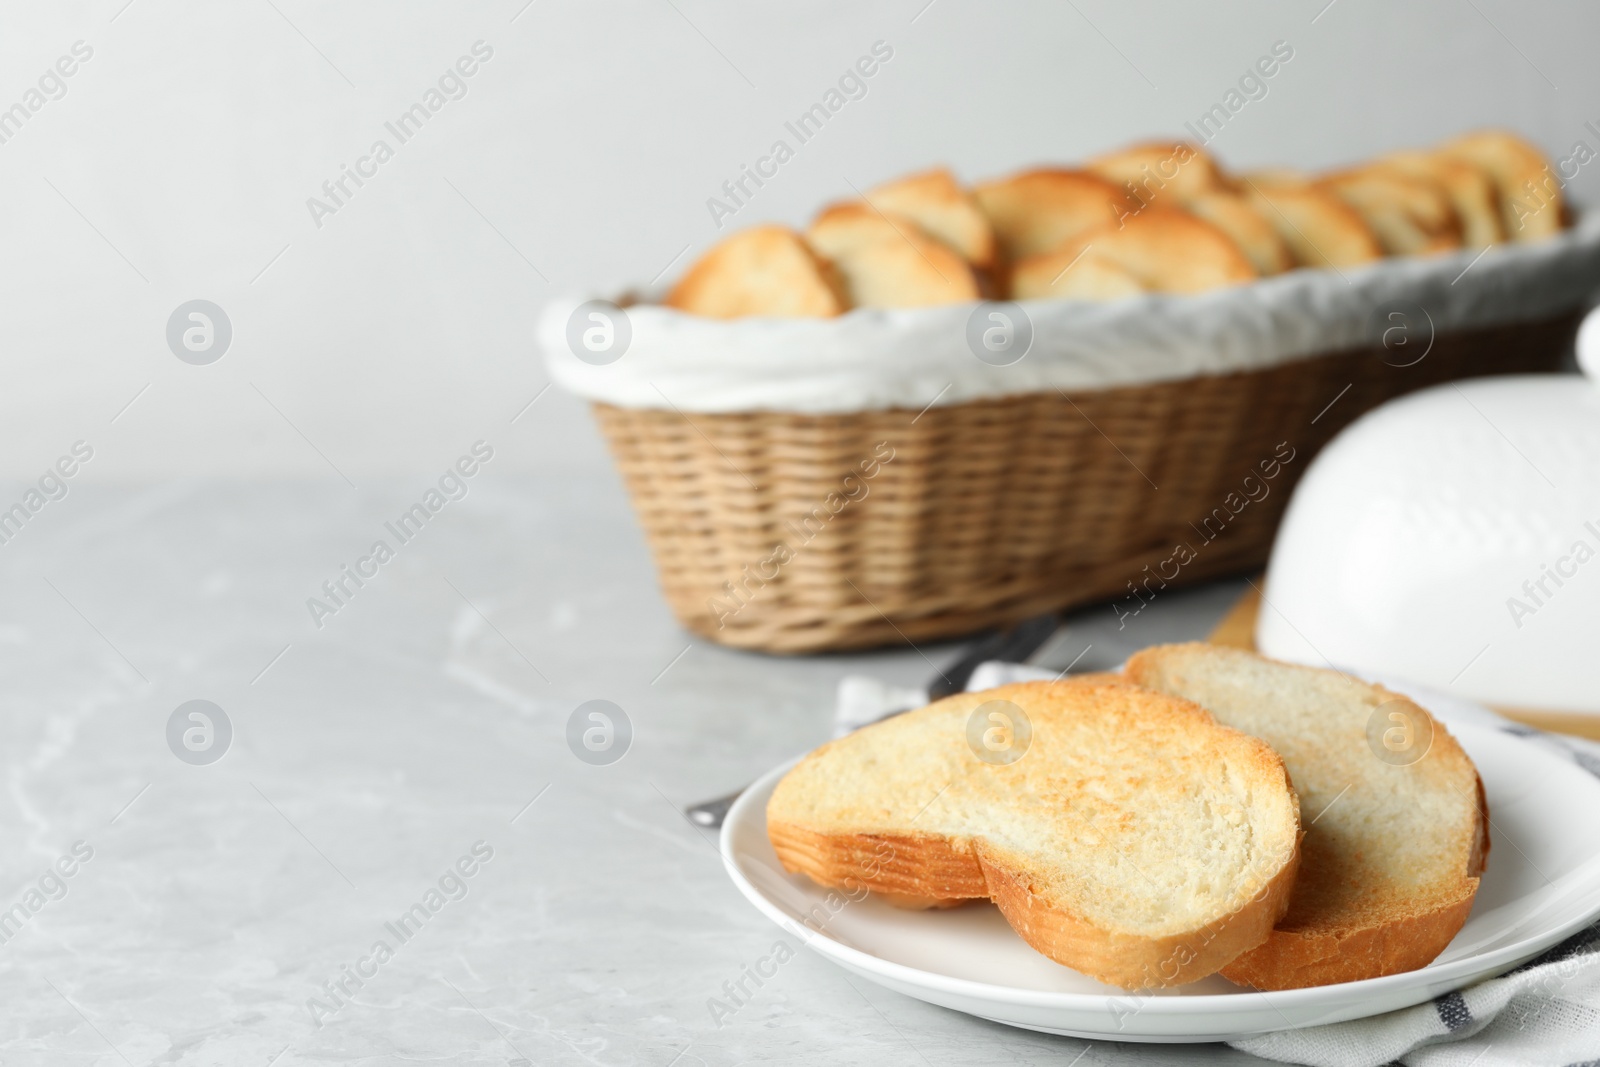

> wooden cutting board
[1208,582,1600,742]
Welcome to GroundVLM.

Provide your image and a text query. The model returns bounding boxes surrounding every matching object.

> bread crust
[982,836,1300,989]
[767,681,1302,989]
[768,809,1301,990]
[766,824,991,903]
[1219,885,1477,989]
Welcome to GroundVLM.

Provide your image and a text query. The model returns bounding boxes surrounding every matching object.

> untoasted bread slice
[1243,180,1384,269]
[807,204,979,308]
[1320,166,1463,256]
[1010,249,1148,301]
[1125,644,1488,990]
[665,226,844,318]
[767,680,1302,989]
[973,169,1135,261]
[868,169,998,268]
[1381,150,1505,247]
[1185,190,1294,275]
[1089,140,1226,209]
[1025,208,1257,295]
[1439,129,1563,242]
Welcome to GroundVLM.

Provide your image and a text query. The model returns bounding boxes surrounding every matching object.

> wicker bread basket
[549,223,1600,653]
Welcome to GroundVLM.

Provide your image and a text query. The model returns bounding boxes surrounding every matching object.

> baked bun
[973,169,1135,261]
[1320,165,1463,256]
[666,226,844,319]
[1089,140,1225,208]
[1243,180,1384,269]
[1438,129,1563,242]
[1016,208,1256,296]
[867,168,997,268]
[1381,150,1505,247]
[807,204,979,308]
[1185,190,1294,275]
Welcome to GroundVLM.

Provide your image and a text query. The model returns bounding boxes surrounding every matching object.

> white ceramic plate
[720,718,1600,1042]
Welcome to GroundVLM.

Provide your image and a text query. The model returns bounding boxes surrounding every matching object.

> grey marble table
[0,474,1280,1066]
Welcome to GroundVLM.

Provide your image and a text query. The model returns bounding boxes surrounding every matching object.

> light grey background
[0,0,1592,480]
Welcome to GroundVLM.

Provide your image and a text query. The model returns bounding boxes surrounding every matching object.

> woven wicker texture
[596,312,1577,653]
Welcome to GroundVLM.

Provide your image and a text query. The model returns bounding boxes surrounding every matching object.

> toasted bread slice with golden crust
[1089,140,1226,209]
[1439,130,1563,242]
[1241,168,1312,188]
[1320,166,1463,256]
[807,202,905,257]
[1010,249,1148,301]
[867,169,998,268]
[1185,190,1294,275]
[767,680,1302,989]
[1243,180,1384,269]
[973,169,1135,261]
[1027,208,1257,295]
[806,204,979,308]
[1381,150,1505,247]
[665,226,844,318]
[1125,644,1489,991]
[822,239,979,308]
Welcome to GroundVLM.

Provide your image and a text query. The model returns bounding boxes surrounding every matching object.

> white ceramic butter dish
[1258,314,1600,714]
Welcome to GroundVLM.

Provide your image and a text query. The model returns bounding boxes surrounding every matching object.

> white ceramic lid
[1257,326,1600,714]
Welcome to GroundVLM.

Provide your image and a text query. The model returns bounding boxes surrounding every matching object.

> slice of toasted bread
[1185,190,1294,275]
[1240,168,1312,188]
[1089,140,1226,209]
[1438,129,1563,242]
[767,680,1302,989]
[867,169,998,268]
[1381,150,1505,247]
[1030,208,1257,295]
[973,169,1135,261]
[1320,166,1463,256]
[1242,180,1384,269]
[665,226,844,318]
[807,202,904,257]
[807,204,979,308]
[1125,644,1488,990]
[1009,249,1148,301]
